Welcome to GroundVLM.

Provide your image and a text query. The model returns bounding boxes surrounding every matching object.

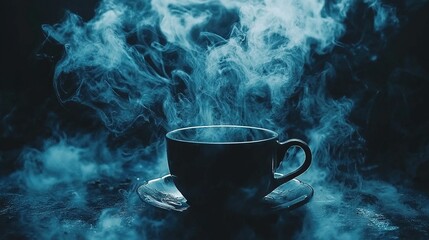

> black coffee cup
[166,125,311,211]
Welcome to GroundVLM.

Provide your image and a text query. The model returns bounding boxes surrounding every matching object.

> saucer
[137,174,313,214]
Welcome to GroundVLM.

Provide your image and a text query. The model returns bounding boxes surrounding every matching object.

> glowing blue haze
[43,0,351,134]
[10,0,426,239]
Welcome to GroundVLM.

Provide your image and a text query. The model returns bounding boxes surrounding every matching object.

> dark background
[2,0,428,187]
[1,0,102,174]
[1,0,429,238]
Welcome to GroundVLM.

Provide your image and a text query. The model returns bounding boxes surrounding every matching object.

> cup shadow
[141,205,307,239]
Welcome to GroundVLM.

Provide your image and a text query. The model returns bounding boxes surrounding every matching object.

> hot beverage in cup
[166,125,311,211]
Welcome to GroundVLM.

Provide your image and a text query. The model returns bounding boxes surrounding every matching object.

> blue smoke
[43,0,351,135]
[2,0,428,239]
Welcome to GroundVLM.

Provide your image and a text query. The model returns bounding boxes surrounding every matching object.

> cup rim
[166,125,278,145]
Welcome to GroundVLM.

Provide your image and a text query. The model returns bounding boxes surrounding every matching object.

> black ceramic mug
[166,125,312,210]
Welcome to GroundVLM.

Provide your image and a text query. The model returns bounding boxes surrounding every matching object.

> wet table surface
[1,177,428,239]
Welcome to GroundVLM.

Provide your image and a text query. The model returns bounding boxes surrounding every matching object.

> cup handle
[271,139,312,190]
